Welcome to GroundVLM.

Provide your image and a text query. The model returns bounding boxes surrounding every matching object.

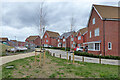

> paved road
[0,51,37,65]
[46,49,120,65]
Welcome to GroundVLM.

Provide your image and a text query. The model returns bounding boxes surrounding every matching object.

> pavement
[0,51,37,66]
[46,49,120,65]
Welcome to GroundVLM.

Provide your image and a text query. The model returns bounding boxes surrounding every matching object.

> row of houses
[0,38,25,47]
[26,4,119,56]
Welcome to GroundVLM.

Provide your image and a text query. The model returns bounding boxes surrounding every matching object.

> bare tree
[70,14,76,32]
[70,14,76,51]
[37,1,48,48]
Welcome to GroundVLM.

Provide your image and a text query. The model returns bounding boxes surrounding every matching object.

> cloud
[1,1,119,41]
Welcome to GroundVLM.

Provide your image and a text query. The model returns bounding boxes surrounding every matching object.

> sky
[0,0,119,41]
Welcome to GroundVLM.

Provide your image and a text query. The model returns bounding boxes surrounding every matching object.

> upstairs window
[46,40,48,42]
[93,18,95,24]
[90,31,91,38]
[45,35,47,38]
[71,38,74,41]
[94,28,99,36]
[63,39,65,42]
[108,42,112,50]
[58,39,60,42]
[78,36,81,40]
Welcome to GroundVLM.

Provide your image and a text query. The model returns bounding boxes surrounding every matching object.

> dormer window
[93,18,95,24]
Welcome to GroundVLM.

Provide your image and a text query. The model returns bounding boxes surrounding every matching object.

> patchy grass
[1,51,119,79]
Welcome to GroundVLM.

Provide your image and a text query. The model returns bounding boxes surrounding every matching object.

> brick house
[42,30,60,47]
[84,4,120,56]
[70,28,88,49]
[25,36,41,48]
[57,31,75,48]
[8,40,18,47]
[0,37,9,45]
[18,41,25,47]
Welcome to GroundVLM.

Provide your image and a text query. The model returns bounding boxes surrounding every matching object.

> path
[46,49,120,65]
[0,51,37,65]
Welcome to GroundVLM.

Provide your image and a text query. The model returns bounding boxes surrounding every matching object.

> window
[63,44,66,47]
[78,44,81,47]
[88,43,100,51]
[90,31,91,38]
[88,43,94,50]
[58,39,59,42]
[71,38,74,41]
[95,43,100,50]
[63,39,65,42]
[45,35,47,38]
[95,28,99,36]
[72,44,74,47]
[93,18,95,24]
[108,42,112,50]
[78,36,81,40]
[46,40,48,42]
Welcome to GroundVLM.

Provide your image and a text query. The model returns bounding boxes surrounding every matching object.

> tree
[70,14,76,32]
[38,1,48,47]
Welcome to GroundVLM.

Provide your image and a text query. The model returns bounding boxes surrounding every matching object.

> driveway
[0,51,37,65]
[46,49,120,65]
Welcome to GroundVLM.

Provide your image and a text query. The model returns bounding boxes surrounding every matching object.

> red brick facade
[42,30,60,47]
[86,5,119,56]
[25,36,41,48]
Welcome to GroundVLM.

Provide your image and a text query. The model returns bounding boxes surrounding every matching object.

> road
[0,51,37,65]
[46,49,120,65]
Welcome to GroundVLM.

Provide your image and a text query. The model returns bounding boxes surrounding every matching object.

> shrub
[74,51,120,60]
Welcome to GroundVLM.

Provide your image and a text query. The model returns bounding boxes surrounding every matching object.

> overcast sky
[0,0,119,41]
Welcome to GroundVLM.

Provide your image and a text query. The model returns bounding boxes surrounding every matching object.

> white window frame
[78,36,81,40]
[71,38,74,41]
[46,40,48,42]
[90,31,91,38]
[63,39,65,42]
[93,18,95,24]
[78,44,81,47]
[88,43,100,51]
[45,35,47,38]
[63,44,66,47]
[108,42,112,50]
[94,28,99,36]
[58,39,60,42]
[71,44,74,47]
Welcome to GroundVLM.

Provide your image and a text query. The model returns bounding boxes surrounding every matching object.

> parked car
[74,46,84,52]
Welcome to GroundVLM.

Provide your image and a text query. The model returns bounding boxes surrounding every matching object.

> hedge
[45,47,70,51]
[74,51,120,60]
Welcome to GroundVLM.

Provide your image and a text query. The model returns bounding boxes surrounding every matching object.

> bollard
[35,51,37,65]
[53,53,55,57]
[69,56,71,61]
[82,56,84,62]
[67,52,68,63]
[39,52,41,65]
[43,51,45,65]
[99,56,101,64]
[73,52,74,64]
[60,54,61,58]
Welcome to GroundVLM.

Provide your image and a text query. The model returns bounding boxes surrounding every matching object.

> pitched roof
[27,36,40,41]
[59,31,75,39]
[0,37,8,41]
[46,30,60,38]
[10,40,17,42]
[93,4,119,19]
[77,27,88,35]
